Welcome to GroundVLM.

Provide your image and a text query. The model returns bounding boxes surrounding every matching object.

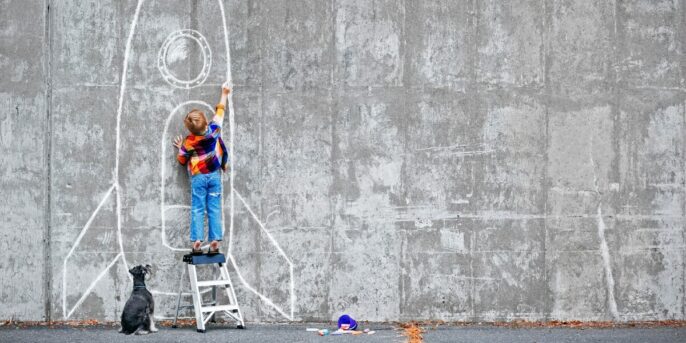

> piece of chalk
[333,329,354,334]
[305,328,319,332]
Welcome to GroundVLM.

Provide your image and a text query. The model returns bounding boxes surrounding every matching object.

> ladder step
[197,279,231,287]
[200,304,238,313]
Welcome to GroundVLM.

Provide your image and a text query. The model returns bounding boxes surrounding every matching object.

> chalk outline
[157,29,212,89]
[63,0,295,321]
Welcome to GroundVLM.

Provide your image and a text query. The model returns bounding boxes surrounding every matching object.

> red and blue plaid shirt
[177,104,229,175]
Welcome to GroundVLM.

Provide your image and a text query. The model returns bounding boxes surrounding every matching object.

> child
[173,83,231,255]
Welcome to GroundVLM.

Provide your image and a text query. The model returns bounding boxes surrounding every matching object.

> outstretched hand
[222,81,231,95]
[173,135,183,148]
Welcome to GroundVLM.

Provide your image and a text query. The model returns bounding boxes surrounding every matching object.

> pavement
[0,323,402,343]
[0,323,684,342]
[422,325,686,343]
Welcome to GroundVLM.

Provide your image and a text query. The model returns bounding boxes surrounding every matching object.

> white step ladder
[172,253,245,333]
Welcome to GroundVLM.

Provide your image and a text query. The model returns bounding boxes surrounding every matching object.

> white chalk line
[219,0,236,259]
[227,254,294,321]
[62,184,115,318]
[113,0,143,185]
[65,253,122,319]
[64,185,115,262]
[218,192,296,319]
[113,0,146,281]
[115,186,129,276]
[229,190,295,320]
[233,191,293,266]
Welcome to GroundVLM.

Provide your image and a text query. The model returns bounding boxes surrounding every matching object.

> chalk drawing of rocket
[62,0,294,321]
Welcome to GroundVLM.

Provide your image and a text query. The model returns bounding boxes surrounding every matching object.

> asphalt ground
[421,325,686,343]
[0,323,401,343]
[0,323,684,342]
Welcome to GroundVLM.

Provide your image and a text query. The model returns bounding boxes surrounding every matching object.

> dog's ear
[129,267,135,275]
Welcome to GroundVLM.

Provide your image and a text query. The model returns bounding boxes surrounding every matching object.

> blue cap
[337,314,358,330]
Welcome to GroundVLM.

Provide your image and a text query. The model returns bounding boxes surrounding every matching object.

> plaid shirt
[177,104,229,175]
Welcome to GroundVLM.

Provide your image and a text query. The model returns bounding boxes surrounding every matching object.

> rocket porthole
[157,29,212,89]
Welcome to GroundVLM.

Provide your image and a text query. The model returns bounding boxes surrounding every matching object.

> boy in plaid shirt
[173,84,231,255]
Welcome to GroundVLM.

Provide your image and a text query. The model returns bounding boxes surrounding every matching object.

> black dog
[120,265,157,335]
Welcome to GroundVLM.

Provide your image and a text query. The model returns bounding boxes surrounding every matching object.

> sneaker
[191,241,203,255]
[208,241,220,255]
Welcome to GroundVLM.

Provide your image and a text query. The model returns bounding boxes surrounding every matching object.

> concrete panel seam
[542,0,551,322]
[42,0,53,322]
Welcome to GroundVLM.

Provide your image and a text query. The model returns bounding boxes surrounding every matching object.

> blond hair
[184,109,208,135]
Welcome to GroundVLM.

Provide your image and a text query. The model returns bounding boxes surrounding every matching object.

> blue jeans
[190,170,223,242]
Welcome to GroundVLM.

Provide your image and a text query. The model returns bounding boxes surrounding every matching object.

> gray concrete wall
[0,0,49,320]
[1,0,685,323]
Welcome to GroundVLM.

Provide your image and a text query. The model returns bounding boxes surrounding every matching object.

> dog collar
[133,285,146,289]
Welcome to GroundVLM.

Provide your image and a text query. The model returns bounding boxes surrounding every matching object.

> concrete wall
[1,0,685,322]
[0,0,49,320]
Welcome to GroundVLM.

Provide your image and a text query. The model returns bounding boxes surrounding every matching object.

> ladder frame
[172,254,245,333]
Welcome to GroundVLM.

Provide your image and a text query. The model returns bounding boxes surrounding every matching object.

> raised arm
[212,82,231,125]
